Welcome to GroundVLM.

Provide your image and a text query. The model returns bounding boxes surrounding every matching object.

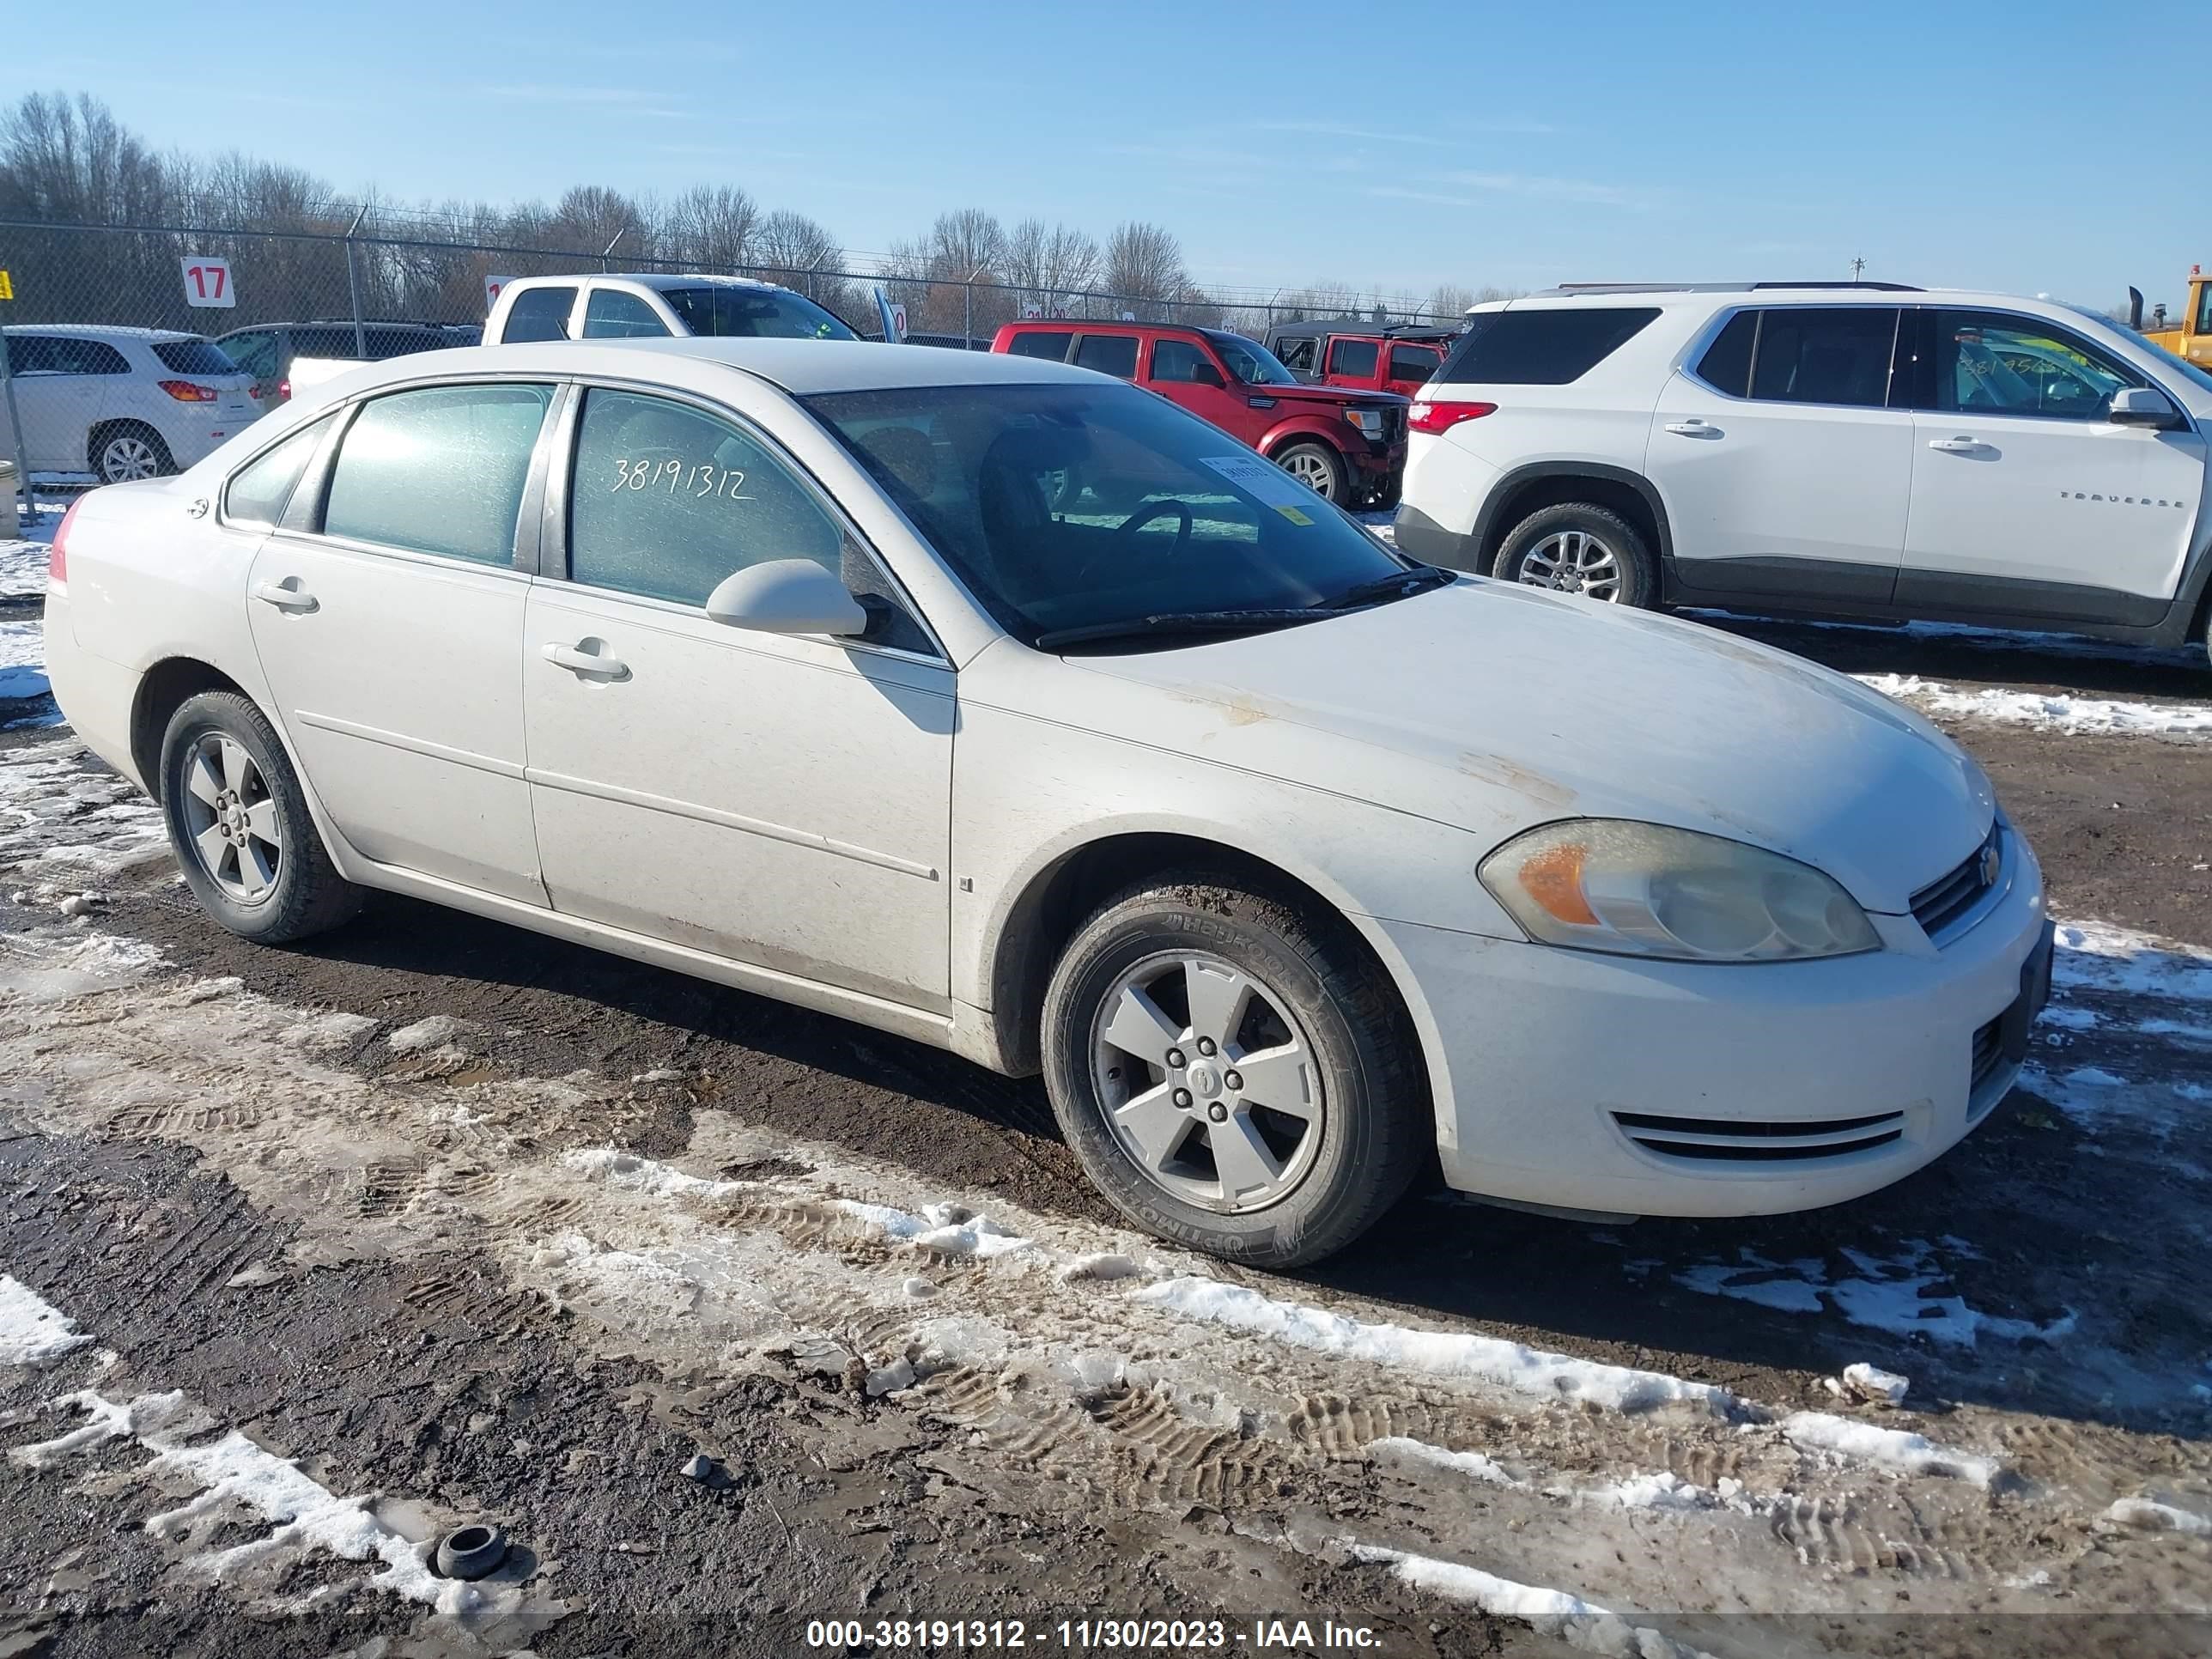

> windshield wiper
[1317,565,1455,611]
[1034,609,1338,650]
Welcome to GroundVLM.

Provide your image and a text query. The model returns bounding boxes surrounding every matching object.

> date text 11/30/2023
[802,1617,1386,1650]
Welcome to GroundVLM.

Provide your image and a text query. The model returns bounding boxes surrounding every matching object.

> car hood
[1056,581,1993,914]
[1252,380,1408,408]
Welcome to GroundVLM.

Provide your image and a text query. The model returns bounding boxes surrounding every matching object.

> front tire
[1273,441,1347,503]
[1041,872,1426,1268]
[1493,501,1656,607]
[159,691,364,943]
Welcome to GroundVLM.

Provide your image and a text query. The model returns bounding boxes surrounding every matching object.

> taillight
[1408,400,1498,434]
[158,380,219,403]
[50,498,81,586]
[277,378,292,401]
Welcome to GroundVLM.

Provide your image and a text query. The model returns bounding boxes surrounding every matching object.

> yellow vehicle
[2132,265,2212,367]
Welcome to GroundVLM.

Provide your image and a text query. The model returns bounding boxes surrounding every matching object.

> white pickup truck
[483,272,860,344]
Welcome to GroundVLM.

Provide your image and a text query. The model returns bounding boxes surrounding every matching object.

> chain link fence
[0,215,1462,509]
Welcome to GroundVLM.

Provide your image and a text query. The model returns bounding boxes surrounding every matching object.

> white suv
[1,325,264,484]
[1395,283,2212,663]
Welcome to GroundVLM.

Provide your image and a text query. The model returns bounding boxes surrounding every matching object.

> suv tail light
[50,497,82,586]
[1408,400,1498,434]
[277,377,292,401]
[158,379,220,403]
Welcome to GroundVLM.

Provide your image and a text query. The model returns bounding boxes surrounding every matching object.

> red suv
[990,320,1408,507]
[1264,321,1456,398]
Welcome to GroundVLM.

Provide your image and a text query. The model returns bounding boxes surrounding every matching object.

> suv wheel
[160,691,365,943]
[90,422,174,484]
[1274,441,1346,502]
[1041,872,1426,1268]
[1494,502,1656,607]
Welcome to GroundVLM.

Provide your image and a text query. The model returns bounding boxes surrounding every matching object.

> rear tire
[90,422,174,484]
[1041,871,1427,1268]
[1273,441,1347,503]
[159,691,364,944]
[1493,501,1656,607]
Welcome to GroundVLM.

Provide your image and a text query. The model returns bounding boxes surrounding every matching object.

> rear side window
[1003,330,1071,361]
[1073,335,1139,379]
[363,327,444,358]
[1388,344,1440,383]
[323,383,555,564]
[501,286,577,343]
[218,331,282,380]
[152,339,241,376]
[583,289,671,339]
[1693,311,1757,396]
[1437,307,1661,386]
[1747,308,1899,408]
[294,327,357,358]
[224,417,330,527]
[1328,337,1379,378]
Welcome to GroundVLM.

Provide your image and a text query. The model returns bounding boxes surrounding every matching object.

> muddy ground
[1,611,2209,1657]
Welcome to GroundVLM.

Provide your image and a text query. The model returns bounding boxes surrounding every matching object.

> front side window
[501,286,577,343]
[2197,282,2212,337]
[224,417,331,527]
[1747,307,1899,408]
[294,327,357,358]
[1147,338,1215,383]
[1328,337,1380,378]
[568,389,845,604]
[1436,307,1661,386]
[1388,343,1441,383]
[659,285,856,341]
[807,381,1420,648]
[3,335,64,374]
[1205,331,1298,386]
[1073,334,1139,379]
[9,336,131,375]
[583,289,673,339]
[323,383,554,564]
[1934,310,2137,420]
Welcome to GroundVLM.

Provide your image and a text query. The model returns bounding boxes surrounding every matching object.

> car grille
[1612,1109,1906,1163]
[1383,405,1407,444]
[1911,825,2001,942]
[1967,1012,2008,1114]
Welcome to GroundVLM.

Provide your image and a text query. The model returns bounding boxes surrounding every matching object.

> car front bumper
[1381,836,2051,1218]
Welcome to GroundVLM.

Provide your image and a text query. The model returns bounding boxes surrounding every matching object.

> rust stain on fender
[1458,752,1577,811]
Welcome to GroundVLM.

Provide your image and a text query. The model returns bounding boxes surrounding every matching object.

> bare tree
[0,92,172,223]
[546,185,653,258]
[1103,222,1186,317]
[1004,218,1101,310]
[664,184,760,270]
[1424,282,1476,319]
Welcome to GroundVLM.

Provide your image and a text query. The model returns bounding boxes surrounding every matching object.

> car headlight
[1343,407,1387,438]
[1478,820,1879,963]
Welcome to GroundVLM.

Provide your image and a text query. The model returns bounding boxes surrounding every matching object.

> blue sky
[57,0,2207,313]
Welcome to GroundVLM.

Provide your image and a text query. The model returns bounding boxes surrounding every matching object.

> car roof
[507,270,790,295]
[323,336,1101,398]
[1,324,201,342]
[1499,283,2076,313]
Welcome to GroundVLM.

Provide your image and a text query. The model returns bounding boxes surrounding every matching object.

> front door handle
[1928,436,1989,453]
[1663,419,1722,438]
[251,578,317,613]
[541,641,629,681]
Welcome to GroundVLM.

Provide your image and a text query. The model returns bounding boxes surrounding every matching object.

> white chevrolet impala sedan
[42,338,2054,1266]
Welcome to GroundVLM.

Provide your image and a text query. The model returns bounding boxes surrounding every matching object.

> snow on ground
[0,1273,93,1364]
[2054,918,2212,1005]
[1856,672,2212,737]
[1347,1543,1710,1659]
[0,538,49,599]
[1673,1241,2075,1348]
[0,617,48,703]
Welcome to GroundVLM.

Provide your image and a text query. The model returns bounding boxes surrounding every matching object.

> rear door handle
[1663,419,1722,437]
[251,579,317,612]
[541,641,629,681]
[1928,436,1988,453]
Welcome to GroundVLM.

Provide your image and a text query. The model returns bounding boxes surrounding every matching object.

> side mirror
[2109,386,2182,429]
[704,560,867,637]
[1192,362,1225,389]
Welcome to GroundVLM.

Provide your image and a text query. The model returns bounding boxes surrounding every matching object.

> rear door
[246,378,557,902]
[1384,341,1443,398]
[1322,335,1381,392]
[1645,305,1913,603]
[1897,307,2206,620]
[1070,331,1140,383]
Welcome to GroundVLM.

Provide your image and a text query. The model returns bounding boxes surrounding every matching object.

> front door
[523,386,954,1009]
[246,380,555,903]
[1143,336,1249,437]
[1646,305,1914,602]
[1899,307,2207,620]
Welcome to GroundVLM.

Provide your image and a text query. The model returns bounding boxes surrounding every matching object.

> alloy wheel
[100,434,162,483]
[1089,951,1324,1213]
[178,734,283,904]
[1280,449,1338,499]
[1517,529,1623,601]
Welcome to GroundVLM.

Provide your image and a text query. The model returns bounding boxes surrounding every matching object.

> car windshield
[660,285,858,341]
[805,381,1421,648]
[2064,303,2212,398]
[1204,331,1299,386]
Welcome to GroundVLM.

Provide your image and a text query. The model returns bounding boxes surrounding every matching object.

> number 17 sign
[180,257,235,308]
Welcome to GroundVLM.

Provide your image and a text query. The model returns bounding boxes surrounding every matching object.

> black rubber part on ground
[1493,501,1658,608]
[436,1522,509,1581]
[158,690,366,944]
[1040,870,1429,1269]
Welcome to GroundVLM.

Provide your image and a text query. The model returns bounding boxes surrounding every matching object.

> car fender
[1256,411,1352,458]
[1469,458,1677,576]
